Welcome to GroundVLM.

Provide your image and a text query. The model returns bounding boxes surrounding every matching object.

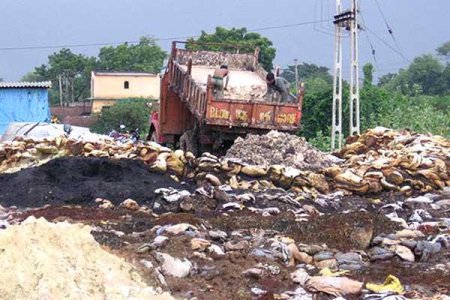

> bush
[91,98,154,134]
[376,101,450,138]
[307,130,331,152]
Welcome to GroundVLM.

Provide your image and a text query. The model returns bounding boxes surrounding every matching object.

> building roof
[92,71,157,77]
[0,81,52,89]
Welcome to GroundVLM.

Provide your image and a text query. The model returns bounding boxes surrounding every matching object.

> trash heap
[327,127,450,195]
[1,127,450,197]
[0,216,173,300]
[225,130,336,170]
[1,127,449,299]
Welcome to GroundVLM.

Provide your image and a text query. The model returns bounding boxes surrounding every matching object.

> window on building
[124,81,130,89]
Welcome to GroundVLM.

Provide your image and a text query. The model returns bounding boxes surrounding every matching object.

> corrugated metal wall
[0,88,50,134]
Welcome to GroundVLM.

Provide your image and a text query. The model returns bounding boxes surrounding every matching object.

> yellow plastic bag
[319,267,350,277]
[366,275,404,294]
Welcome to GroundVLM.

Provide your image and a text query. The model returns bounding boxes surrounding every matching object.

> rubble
[332,127,450,194]
[2,127,449,199]
[0,216,173,300]
[120,198,140,211]
[226,130,336,170]
[153,252,192,278]
[0,127,449,299]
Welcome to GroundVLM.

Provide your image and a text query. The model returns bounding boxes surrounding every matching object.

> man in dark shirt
[265,72,292,103]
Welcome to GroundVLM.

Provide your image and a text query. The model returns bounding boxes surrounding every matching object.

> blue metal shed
[0,81,52,134]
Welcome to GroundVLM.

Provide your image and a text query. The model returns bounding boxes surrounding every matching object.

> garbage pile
[0,136,149,173]
[0,216,173,300]
[327,127,450,195]
[176,50,256,70]
[1,127,449,299]
[225,130,336,170]
[1,127,450,198]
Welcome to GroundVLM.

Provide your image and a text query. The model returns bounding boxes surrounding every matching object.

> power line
[364,26,411,63]
[373,0,408,62]
[359,12,378,67]
[0,20,331,52]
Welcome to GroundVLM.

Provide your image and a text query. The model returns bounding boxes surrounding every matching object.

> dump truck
[148,41,304,153]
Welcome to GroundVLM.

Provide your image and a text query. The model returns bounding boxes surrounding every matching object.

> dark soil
[0,157,185,207]
[9,201,450,300]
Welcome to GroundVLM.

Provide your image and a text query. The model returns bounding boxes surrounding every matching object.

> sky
[0,0,449,81]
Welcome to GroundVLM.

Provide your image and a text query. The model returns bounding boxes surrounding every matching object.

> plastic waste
[366,275,404,294]
[319,267,350,277]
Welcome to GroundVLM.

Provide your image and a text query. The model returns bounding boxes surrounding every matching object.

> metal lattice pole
[349,0,360,136]
[331,0,343,150]
[332,0,360,150]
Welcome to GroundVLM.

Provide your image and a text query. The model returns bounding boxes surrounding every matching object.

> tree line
[22,37,166,106]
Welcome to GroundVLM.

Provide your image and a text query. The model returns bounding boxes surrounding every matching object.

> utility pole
[349,0,360,136]
[331,0,360,150]
[294,58,299,94]
[58,74,63,107]
[331,0,343,150]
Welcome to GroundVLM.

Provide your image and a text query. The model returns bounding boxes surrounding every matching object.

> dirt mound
[0,157,185,208]
[0,216,173,300]
[225,130,335,170]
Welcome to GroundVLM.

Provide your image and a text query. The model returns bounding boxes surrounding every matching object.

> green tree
[407,55,446,95]
[97,37,167,73]
[437,40,450,59]
[282,63,332,84]
[21,71,46,82]
[187,27,276,71]
[24,37,167,106]
[91,98,154,134]
[385,55,447,95]
[377,73,396,87]
[362,63,374,87]
[32,48,96,105]
[299,77,334,140]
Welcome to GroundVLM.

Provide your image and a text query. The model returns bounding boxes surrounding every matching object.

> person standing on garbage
[265,72,292,103]
[212,65,229,98]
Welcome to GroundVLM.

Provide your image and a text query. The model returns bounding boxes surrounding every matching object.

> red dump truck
[148,41,303,153]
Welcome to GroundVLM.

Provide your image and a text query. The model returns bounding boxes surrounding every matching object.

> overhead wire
[364,26,411,63]
[313,0,337,37]
[359,11,379,68]
[373,0,408,63]
[0,19,331,52]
